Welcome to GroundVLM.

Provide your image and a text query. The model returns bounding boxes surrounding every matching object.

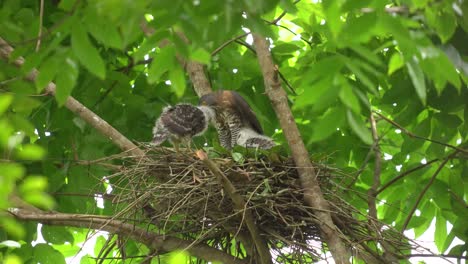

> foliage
[0,0,467,263]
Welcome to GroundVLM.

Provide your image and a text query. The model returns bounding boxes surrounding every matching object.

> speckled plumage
[152,104,214,148]
[199,90,271,149]
[237,128,276,149]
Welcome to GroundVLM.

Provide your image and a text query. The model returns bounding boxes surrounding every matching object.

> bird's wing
[229,91,264,135]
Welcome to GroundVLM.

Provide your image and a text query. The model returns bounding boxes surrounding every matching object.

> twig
[35,0,45,51]
[376,158,439,195]
[271,23,312,46]
[367,113,381,222]
[401,151,457,231]
[11,0,81,47]
[406,253,467,260]
[374,111,468,155]
[0,37,145,158]
[252,34,350,264]
[269,0,301,25]
[8,197,247,264]
[212,32,251,56]
[346,144,375,188]
[196,150,272,264]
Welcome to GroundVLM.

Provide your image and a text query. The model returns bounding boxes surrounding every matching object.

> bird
[199,90,274,150]
[151,103,215,151]
[236,127,276,149]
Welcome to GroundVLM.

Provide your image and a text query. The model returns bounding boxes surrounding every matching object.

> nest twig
[103,146,415,262]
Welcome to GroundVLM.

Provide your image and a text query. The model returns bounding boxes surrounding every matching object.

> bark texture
[252,34,350,264]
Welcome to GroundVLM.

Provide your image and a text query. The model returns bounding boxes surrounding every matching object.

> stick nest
[107,146,413,262]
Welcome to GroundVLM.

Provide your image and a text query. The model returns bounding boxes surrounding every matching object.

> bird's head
[199,93,218,107]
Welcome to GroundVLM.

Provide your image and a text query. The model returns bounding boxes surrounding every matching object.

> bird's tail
[244,137,276,149]
[237,128,276,149]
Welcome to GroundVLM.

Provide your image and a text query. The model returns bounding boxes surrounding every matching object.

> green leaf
[272,42,302,54]
[388,53,404,75]
[0,93,13,115]
[339,13,377,44]
[295,76,335,109]
[33,244,66,264]
[58,0,75,11]
[309,106,345,143]
[344,58,378,95]
[339,80,361,114]
[55,57,79,106]
[4,254,22,264]
[132,30,169,61]
[302,55,344,84]
[19,175,48,193]
[425,8,456,43]
[147,46,176,84]
[42,226,74,245]
[346,110,372,145]
[15,144,45,160]
[323,0,343,37]
[169,250,189,264]
[71,24,106,79]
[232,152,245,163]
[35,55,60,92]
[406,57,426,105]
[434,211,447,253]
[23,192,55,210]
[168,66,186,98]
[190,48,211,65]
[350,44,383,67]
[0,217,25,239]
[84,8,123,50]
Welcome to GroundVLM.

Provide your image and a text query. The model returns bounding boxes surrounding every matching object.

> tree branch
[196,150,272,264]
[374,111,468,155]
[211,32,251,56]
[8,201,247,264]
[401,151,458,231]
[252,34,350,264]
[0,37,145,158]
[376,158,439,195]
[367,113,381,222]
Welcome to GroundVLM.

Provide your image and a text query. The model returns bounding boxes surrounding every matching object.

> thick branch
[0,37,145,157]
[252,34,350,264]
[196,150,272,264]
[8,207,246,264]
[185,61,212,96]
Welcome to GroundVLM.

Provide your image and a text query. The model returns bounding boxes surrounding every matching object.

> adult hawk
[152,103,215,150]
[199,90,275,150]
